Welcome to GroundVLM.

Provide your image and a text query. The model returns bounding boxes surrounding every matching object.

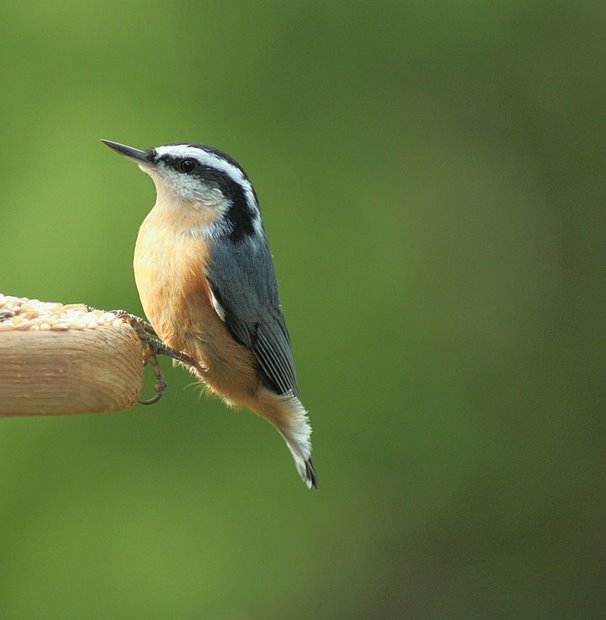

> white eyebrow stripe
[154,145,251,191]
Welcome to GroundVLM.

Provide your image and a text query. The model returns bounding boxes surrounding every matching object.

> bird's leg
[113,311,198,368]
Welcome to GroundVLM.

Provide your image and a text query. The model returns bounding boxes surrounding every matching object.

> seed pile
[0,294,125,332]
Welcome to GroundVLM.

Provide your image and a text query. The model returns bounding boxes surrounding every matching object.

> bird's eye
[180,159,196,173]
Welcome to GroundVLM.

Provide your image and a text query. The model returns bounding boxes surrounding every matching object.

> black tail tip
[305,458,319,489]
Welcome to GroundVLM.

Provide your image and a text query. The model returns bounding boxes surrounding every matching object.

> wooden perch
[0,295,145,416]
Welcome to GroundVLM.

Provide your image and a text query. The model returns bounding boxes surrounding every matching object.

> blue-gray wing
[206,238,298,397]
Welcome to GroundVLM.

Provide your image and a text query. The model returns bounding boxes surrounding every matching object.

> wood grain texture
[0,324,144,416]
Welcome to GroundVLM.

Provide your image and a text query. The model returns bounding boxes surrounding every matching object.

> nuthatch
[101,139,317,489]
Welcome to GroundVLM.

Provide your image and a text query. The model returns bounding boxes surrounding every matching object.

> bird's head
[101,139,263,241]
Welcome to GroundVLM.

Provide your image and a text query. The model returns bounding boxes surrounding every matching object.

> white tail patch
[271,394,317,488]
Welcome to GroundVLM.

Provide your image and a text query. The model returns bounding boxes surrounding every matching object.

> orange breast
[133,203,260,404]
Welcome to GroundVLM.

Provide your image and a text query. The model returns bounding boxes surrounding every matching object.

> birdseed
[0,294,127,332]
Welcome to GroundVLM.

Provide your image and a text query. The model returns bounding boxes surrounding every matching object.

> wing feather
[206,237,298,397]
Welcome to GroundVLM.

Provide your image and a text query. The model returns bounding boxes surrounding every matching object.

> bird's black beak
[101,139,153,165]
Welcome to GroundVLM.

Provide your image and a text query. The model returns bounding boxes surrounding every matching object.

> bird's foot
[101,309,198,405]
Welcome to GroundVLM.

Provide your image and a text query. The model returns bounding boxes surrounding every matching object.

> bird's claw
[138,342,167,405]
[104,309,197,405]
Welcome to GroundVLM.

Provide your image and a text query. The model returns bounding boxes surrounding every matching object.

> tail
[256,390,319,489]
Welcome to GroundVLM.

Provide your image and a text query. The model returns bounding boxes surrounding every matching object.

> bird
[101,139,318,489]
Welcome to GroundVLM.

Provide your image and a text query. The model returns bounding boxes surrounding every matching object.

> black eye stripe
[162,156,208,176]
[162,156,234,190]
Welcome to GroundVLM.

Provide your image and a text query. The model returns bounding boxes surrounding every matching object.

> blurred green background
[1,1,604,618]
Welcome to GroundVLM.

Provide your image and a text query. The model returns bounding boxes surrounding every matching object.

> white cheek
[151,167,224,205]
[163,168,197,198]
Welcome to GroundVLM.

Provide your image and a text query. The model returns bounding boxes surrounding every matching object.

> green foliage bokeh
[1,2,604,618]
